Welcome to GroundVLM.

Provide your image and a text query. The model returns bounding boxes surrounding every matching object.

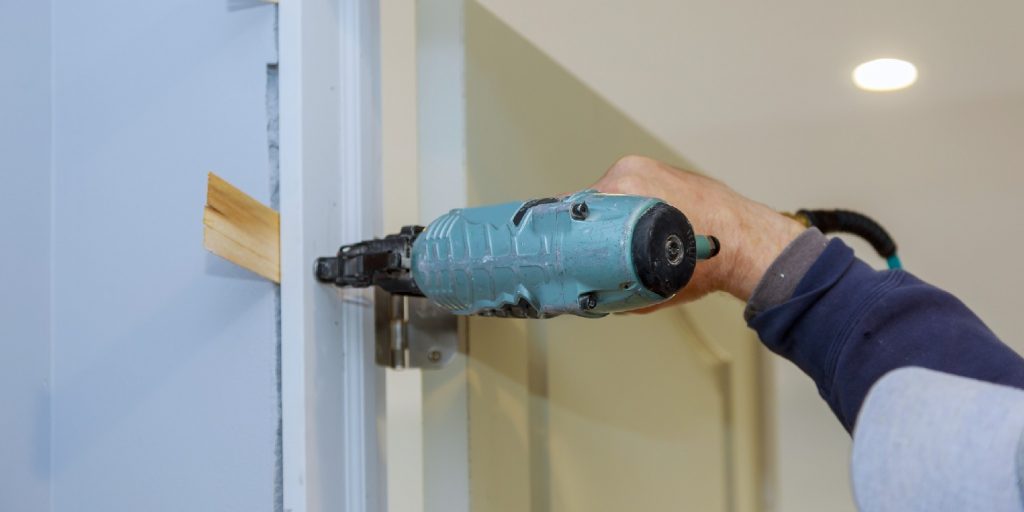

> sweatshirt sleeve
[747,234,1024,432]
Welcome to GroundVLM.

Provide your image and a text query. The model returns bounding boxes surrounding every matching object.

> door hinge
[374,288,459,369]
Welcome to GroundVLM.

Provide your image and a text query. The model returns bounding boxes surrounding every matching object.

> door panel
[470,316,730,511]
[462,2,769,511]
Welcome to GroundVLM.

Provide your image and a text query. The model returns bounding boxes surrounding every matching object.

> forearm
[589,155,1024,432]
[747,232,1024,431]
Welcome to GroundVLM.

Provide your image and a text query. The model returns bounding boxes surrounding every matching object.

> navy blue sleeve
[748,238,1024,432]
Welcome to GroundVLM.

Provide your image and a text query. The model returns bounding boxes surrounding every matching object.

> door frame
[415,1,472,511]
[279,0,387,510]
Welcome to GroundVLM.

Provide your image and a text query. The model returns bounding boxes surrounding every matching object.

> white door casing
[279,0,386,510]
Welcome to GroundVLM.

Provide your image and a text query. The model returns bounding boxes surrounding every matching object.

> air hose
[786,209,902,270]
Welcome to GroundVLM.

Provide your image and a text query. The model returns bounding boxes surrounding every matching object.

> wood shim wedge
[203,172,281,283]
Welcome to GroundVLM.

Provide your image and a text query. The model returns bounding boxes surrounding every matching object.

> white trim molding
[279,0,385,511]
[417,1,471,511]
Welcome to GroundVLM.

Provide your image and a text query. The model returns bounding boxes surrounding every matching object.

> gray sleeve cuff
[743,227,829,322]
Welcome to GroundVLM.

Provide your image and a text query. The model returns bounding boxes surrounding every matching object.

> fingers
[588,155,743,306]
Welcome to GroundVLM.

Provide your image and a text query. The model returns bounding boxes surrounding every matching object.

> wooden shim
[203,172,281,283]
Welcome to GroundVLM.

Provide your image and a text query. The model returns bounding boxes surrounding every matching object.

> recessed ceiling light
[852,58,918,92]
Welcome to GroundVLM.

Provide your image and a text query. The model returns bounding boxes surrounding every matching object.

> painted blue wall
[44,1,279,510]
[0,1,53,510]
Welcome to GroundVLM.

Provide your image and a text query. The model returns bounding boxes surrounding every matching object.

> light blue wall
[45,1,279,511]
[0,1,53,511]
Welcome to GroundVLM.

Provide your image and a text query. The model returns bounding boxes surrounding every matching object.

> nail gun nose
[314,257,340,282]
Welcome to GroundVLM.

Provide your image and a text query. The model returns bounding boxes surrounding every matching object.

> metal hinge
[374,288,459,369]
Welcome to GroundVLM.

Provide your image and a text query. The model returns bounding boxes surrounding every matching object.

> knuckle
[596,155,654,192]
[609,154,654,175]
[597,155,667,194]
[598,172,643,195]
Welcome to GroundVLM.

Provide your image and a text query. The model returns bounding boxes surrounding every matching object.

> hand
[590,155,805,308]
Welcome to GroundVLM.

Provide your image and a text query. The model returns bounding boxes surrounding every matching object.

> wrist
[712,202,806,301]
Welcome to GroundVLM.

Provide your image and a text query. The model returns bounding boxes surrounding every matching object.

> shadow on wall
[465,0,727,438]
[464,0,702,206]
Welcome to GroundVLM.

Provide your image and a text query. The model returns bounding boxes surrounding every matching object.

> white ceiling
[477,0,1024,130]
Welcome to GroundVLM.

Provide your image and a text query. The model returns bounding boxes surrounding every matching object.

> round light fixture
[852,58,918,92]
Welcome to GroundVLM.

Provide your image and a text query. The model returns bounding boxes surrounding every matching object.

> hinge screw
[570,202,589,220]
[578,292,598,311]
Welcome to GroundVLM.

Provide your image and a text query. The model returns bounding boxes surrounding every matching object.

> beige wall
[469,1,1024,510]
[463,4,768,510]
[384,1,1024,510]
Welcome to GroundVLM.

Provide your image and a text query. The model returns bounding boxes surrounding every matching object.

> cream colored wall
[383,1,1024,510]
[464,3,767,511]
[467,1,1024,510]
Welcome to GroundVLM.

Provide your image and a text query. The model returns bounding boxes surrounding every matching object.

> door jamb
[279,0,386,510]
[416,1,472,511]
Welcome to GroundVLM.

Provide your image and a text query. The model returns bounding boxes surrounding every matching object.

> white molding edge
[280,0,385,511]
[417,1,471,512]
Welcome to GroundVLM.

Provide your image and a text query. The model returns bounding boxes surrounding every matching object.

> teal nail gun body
[315,190,719,318]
